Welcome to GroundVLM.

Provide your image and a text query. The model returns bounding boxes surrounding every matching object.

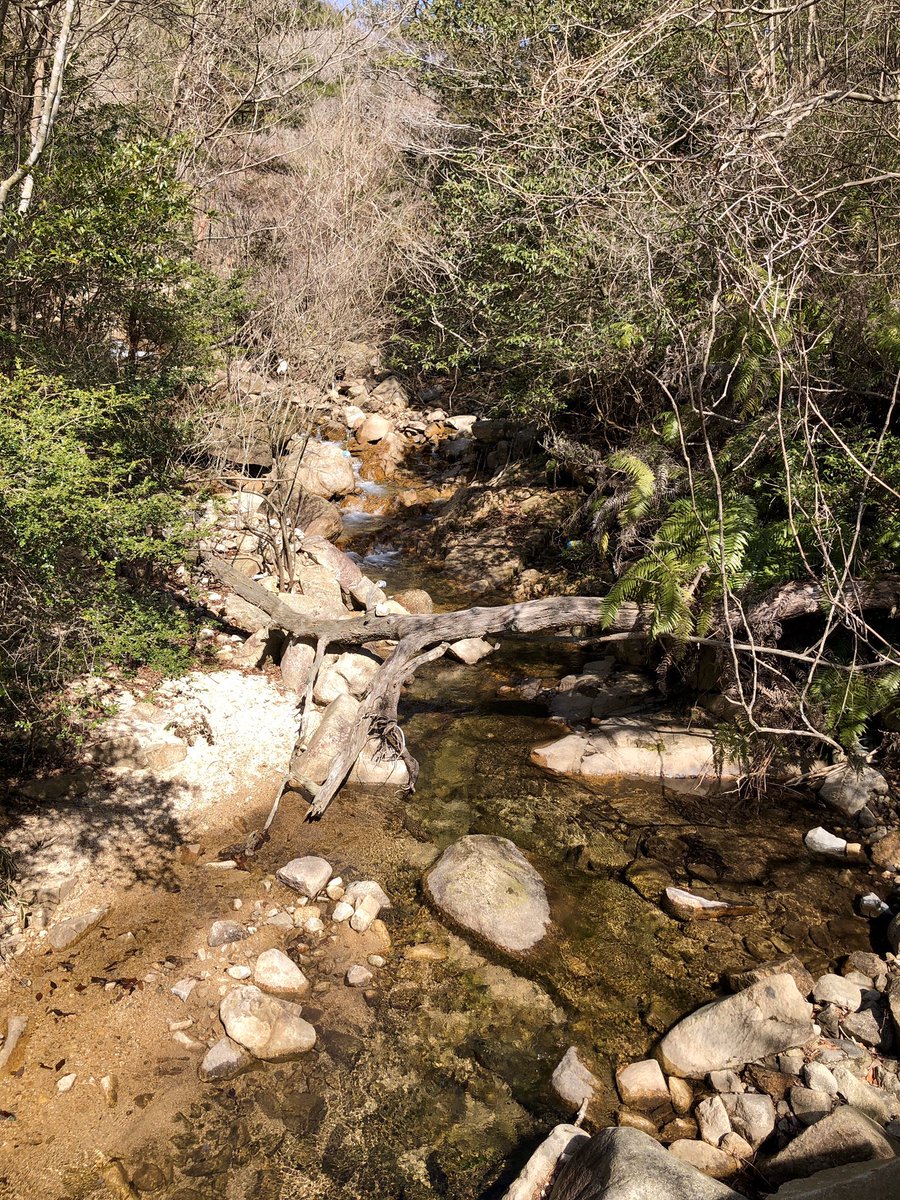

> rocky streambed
[2,371,900,1199]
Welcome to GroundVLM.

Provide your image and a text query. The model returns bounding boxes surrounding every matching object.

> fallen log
[200,553,900,820]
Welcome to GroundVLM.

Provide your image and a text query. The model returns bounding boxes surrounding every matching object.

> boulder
[657,974,815,1078]
[500,1124,589,1200]
[289,562,344,615]
[424,834,551,953]
[276,856,333,898]
[552,1046,600,1107]
[48,907,109,951]
[253,948,309,1001]
[548,1127,742,1199]
[764,1106,898,1184]
[290,694,360,787]
[280,637,316,693]
[789,1087,832,1126]
[721,1091,775,1147]
[299,536,364,591]
[349,741,410,788]
[532,717,740,782]
[279,439,355,500]
[616,1060,670,1110]
[198,1037,253,1082]
[292,490,343,540]
[770,1157,900,1198]
[812,974,862,1012]
[355,414,392,444]
[668,1140,739,1178]
[819,765,888,818]
[832,1065,898,1124]
[313,651,381,704]
[219,986,316,1061]
[697,1095,732,1146]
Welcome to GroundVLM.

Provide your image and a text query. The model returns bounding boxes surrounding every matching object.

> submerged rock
[198,1037,253,1082]
[424,834,551,953]
[548,1127,741,1199]
[552,1046,600,1107]
[657,974,815,1078]
[532,717,739,782]
[662,888,754,921]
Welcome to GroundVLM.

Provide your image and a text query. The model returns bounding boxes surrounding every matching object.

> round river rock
[424,834,551,953]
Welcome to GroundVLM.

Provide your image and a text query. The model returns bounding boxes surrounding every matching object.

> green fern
[607,450,656,525]
[809,667,900,747]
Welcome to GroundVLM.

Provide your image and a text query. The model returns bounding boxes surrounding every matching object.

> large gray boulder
[548,1127,741,1199]
[657,974,815,1078]
[501,1124,589,1200]
[424,835,551,953]
[279,438,355,500]
[764,1106,898,1184]
[818,764,888,818]
[290,693,360,787]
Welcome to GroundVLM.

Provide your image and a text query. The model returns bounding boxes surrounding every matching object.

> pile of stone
[529,952,900,1198]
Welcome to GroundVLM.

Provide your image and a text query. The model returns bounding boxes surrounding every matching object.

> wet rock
[789,1086,832,1126]
[343,880,391,910]
[721,1091,775,1148]
[349,894,381,933]
[697,1095,732,1146]
[207,920,248,948]
[219,986,316,1061]
[552,1046,600,1107]
[662,888,753,921]
[424,834,551,953]
[764,1106,898,1183]
[48,907,109,951]
[548,1127,742,1200]
[254,949,309,1000]
[616,1060,670,1109]
[276,856,333,899]
[832,1065,898,1124]
[198,1038,253,1082]
[657,974,815,1078]
[448,637,495,665]
[726,954,815,998]
[500,1123,589,1200]
[533,717,740,782]
[668,1140,739,1179]
[819,765,888,819]
[813,974,863,1012]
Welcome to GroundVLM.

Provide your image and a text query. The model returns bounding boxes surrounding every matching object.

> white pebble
[57,1073,77,1093]
[332,902,354,923]
[226,965,251,979]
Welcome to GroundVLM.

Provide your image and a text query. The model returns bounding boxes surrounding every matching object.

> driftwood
[201,552,900,820]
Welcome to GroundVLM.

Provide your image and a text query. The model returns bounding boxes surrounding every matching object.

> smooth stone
[819,765,888,818]
[548,1127,742,1199]
[697,1095,732,1146]
[616,1059,670,1110]
[219,986,316,1061]
[332,901,354,922]
[253,949,309,1001]
[226,965,252,980]
[841,1003,894,1052]
[709,1070,744,1093]
[207,920,248,948]
[658,975,815,1078]
[804,828,848,858]
[448,637,495,665]
[764,1106,898,1183]
[343,880,392,910]
[668,1140,739,1178]
[276,856,333,899]
[721,1091,776,1148]
[552,1046,600,1107]
[778,1049,805,1076]
[349,894,380,933]
[720,1132,754,1159]
[48,907,109,951]
[500,1123,589,1200]
[789,1086,833,1126]
[617,1111,659,1136]
[424,834,551,953]
[813,974,862,1012]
